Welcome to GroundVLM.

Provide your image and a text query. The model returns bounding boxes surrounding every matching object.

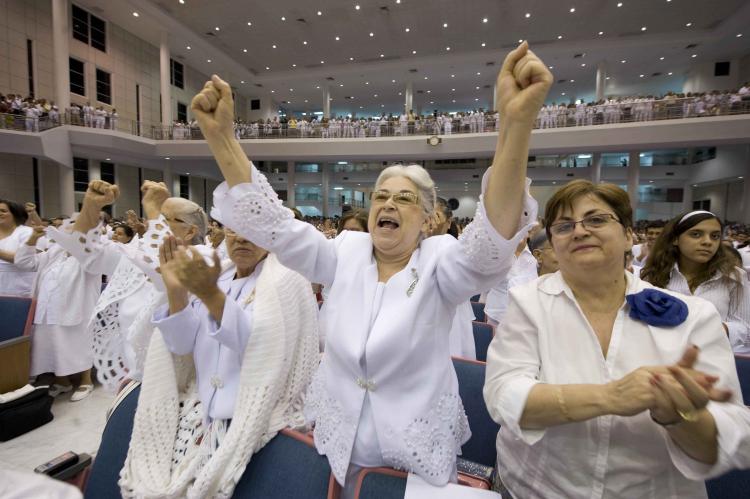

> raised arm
[486,42,552,239]
[72,180,119,235]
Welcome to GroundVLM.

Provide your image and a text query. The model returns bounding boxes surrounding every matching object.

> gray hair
[374,164,436,215]
[169,197,208,245]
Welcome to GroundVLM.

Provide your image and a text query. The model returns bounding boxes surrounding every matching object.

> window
[100,162,115,184]
[69,57,85,96]
[72,5,89,44]
[73,157,89,192]
[170,59,184,89]
[95,68,111,104]
[179,175,189,199]
[90,14,106,51]
[251,99,260,110]
[176,102,187,123]
[71,5,106,52]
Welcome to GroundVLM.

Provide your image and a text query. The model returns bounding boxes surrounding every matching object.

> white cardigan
[211,163,536,486]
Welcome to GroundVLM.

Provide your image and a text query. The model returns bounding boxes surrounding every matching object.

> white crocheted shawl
[118,254,320,499]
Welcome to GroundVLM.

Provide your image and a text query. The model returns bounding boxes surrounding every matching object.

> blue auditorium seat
[453,357,500,468]
[470,294,481,303]
[472,321,494,362]
[735,355,750,405]
[470,301,486,323]
[84,383,335,498]
[0,295,34,342]
[356,469,407,499]
[706,469,750,499]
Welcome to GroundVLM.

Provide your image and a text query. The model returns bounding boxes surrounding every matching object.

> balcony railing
[2,96,749,140]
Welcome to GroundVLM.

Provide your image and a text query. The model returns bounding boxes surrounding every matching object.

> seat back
[470,302,486,323]
[470,294,481,303]
[0,295,34,343]
[472,322,494,362]
[355,468,407,499]
[453,357,500,467]
[735,355,750,405]
[706,469,750,499]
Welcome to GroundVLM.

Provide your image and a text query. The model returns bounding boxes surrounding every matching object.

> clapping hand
[497,41,553,127]
[191,75,235,140]
[159,235,222,300]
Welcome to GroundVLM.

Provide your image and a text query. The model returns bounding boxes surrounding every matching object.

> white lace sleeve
[47,220,121,276]
[123,216,172,291]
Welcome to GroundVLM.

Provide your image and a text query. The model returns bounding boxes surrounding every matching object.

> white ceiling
[79,0,750,116]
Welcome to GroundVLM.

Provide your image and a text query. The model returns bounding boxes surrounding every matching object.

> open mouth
[377,216,400,230]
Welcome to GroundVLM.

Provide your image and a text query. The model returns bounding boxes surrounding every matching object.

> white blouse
[665,264,750,355]
[484,271,750,499]
[0,225,35,296]
[211,163,536,486]
[485,248,538,325]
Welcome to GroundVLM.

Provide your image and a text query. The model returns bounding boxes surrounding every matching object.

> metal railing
[2,95,749,140]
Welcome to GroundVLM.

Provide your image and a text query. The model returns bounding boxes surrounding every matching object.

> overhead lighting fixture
[355,4,360,10]
[380,53,384,57]
[451,74,455,78]
[266,66,270,70]
[303,40,308,45]
[281,16,286,21]
[569,7,576,13]
[581,63,586,67]
[557,34,563,39]
[240,80,245,84]
[518,39,523,43]
[617,2,623,6]
[481,42,486,47]
[215,26,220,31]
[525,12,531,18]
[165,157,171,160]
[482,17,488,23]
[365,81,369,85]
[475,86,480,90]
[668,72,673,75]
[247,21,252,26]
[349,57,354,61]
[392,79,396,83]
[316,85,320,89]
[598,31,604,35]
[369,32,374,37]
[685,22,692,27]
[549,65,554,69]
[424,76,428,79]
[605,76,610,80]
[271,90,275,93]
[621,59,626,63]
[691,53,697,58]
[243,48,248,52]
[737,33,743,37]
[405,27,410,32]
[335,36,340,41]
[641,26,647,31]
[179,0,184,3]
[339,84,343,87]
[186,45,191,50]
[443,22,448,28]
[272,44,277,48]
[476,72,481,75]
[105,158,110,161]
[317,10,322,15]
[321,60,325,63]
[639,74,644,78]
[292,63,297,67]
[561,92,566,95]
[446,46,450,51]
[132,11,139,17]
[412,50,417,54]
[207,59,211,62]
[570,79,575,82]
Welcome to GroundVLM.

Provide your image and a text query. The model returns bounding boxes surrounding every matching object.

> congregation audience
[0,199,35,296]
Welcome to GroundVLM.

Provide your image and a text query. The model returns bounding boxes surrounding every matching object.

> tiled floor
[0,386,114,472]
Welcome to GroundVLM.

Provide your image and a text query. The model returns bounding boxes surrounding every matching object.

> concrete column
[492,82,498,111]
[595,62,607,101]
[323,86,331,119]
[89,161,101,181]
[627,151,640,215]
[287,161,296,207]
[591,152,602,184]
[59,165,75,215]
[163,162,175,195]
[405,82,413,114]
[683,181,694,213]
[321,164,330,218]
[159,32,172,126]
[52,0,71,111]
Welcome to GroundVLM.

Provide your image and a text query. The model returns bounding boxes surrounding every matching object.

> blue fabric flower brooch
[625,288,688,327]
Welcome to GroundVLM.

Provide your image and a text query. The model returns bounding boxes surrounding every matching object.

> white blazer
[212,163,537,486]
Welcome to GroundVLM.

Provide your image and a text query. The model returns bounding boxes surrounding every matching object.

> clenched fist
[84,180,120,210]
[191,75,235,140]
[496,41,553,127]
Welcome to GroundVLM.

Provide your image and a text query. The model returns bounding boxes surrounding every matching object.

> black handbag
[0,386,53,441]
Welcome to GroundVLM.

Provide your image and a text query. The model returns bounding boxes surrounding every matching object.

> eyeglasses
[369,189,420,206]
[549,213,621,236]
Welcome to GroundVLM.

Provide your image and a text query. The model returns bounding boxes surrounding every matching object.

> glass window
[95,68,111,104]
[100,162,115,184]
[71,5,89,44]
[73,157,89,192]
[69,58,85,96]
[90,14,106,52]
[176,102,187,123]
[170,59,184,89]
[295,163,320,173]
[179,175,189,199]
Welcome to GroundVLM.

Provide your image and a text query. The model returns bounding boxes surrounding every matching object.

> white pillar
[59,165,75,216]
[591,152,602,184]
[405,82,413,114]
[323,86,331,119]
[287,161,296,207]
[492,82,498,112]
[159,32,172,126]
[163,163,175,195]
[627,151,640,215]
[52,0,70,111]
[595,62,607,101]
[683,181,694,213]
[321,164,330,218]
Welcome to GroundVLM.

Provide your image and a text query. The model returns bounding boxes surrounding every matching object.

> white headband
[679,210,715,225]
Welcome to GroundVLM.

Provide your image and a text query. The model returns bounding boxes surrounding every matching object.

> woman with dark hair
[0,198,34,296]
[641,210,750,354]
[337,209,368,234]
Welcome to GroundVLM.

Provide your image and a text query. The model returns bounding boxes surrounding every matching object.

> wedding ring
[677,408,700,422]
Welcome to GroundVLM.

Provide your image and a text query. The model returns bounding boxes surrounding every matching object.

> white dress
[485,271,750,498]
[15,239,101,376]
[0,225,35,296]
[211,163,536,486]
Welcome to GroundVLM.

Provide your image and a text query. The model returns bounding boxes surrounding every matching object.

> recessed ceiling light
[339,84,343,87]
[581,63,586,67]
[598,31,604,35]
[271,90,275,93]
[481,42,486,47]
[737,33,743,37]
[165,157,170,160]
[335,36,340,41]
[621,59,627,63]
[215,26,220,31]
[179,0,184,3]
[355,4,360,10]
[685,22,692,27]
[570,79,575,82]
[475,98,479,101]
[392,79,396,83]
[525,12,531,18]
[266,66,270,70]
[380,53,384,57]
[207,59,211,62]
[272,44,277,48]
[412,50,417,54]
[430,101,434,104]
[321,60,325,63]
[476,72,481,75]
[105,158,110,161]
[639,74,644,78]
[569,7,576,13]
[446,46,450,51]
[289,88,293,91]
[186,45,191,50]
[518,39,523,43]
[475,86,480,90]
[349,57,354,61]
[303,41,308,45]
[374,94,378,97]
[243,48,248,52]
[605,76,610,80]
[365,82,369,85]
[691,53,697,58]
[398,92,402,95]
[240,80,245,84]
[641,26,647,31]
[452,99,456,103]
[316,85,320,88]
[427,90,431,93]
[668,72,673,75]
[292,63,296,67]
[659,56,665,60]
[482,17,488,23]
[561,92,566,95]
[281,16,286,21]
[370,32,374,37]
[549,65,554,69]
[247,21,252,26]
[617,2,622,6]
[317,10,322,15]
[557,34,563,39]
[443,22,448,28]
[424,76,429,79]
[132,11,139,17]
[405,27,410,32]
[451,88,455,91]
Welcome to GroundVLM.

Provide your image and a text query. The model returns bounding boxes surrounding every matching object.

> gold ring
[677,409,700,422]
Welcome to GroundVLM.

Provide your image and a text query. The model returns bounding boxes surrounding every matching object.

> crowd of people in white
[1,44,749,498]
[0,94,119,132]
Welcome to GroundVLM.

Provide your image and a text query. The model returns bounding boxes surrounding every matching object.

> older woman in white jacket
[192,42,552,493]
[484,179,750,498]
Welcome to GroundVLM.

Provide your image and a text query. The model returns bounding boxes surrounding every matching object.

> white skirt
[30,323,93,376]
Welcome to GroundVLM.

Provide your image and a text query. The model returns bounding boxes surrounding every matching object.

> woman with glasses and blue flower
[192,42,549,495]
[484,179,750,498]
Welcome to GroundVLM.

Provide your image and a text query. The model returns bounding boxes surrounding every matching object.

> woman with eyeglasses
[192,42,551,493]
[484,180,750,498]
[641,211,750,355]
[50,179,212,391]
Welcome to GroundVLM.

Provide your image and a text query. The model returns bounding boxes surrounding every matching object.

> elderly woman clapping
[191,42,551,493]
[119,229,319,498]
[484,179,750,498]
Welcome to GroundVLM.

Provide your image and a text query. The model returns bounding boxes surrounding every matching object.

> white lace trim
[458,203,509,274]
